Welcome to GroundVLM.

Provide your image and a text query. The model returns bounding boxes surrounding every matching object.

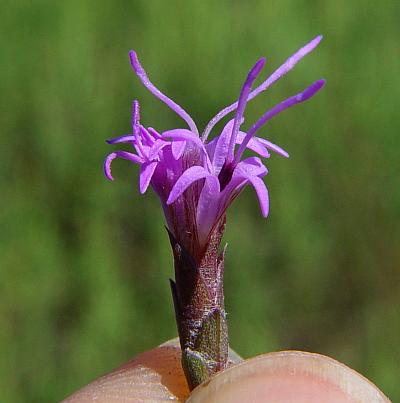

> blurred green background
[1,0,399,401]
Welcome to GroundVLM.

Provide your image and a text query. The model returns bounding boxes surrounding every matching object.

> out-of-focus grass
[1,0,399,401]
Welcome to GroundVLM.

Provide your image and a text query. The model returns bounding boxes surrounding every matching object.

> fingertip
[187,351,390,403]
[62,339,189,402]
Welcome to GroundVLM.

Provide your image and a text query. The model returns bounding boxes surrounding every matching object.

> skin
[62,339,390,403]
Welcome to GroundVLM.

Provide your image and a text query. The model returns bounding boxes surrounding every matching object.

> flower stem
[168,217,228,390]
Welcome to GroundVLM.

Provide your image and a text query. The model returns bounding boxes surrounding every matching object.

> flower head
[104,36,325,255]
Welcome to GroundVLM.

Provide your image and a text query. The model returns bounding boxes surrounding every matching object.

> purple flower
[104,36,325,389]
[104,35,325,254]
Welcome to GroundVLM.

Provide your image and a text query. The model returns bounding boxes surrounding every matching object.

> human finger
[188,350,390,403]
[62,339,189,402]
[61,338,242,402]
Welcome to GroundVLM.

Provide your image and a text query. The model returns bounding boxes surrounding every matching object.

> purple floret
[104,36,325,250]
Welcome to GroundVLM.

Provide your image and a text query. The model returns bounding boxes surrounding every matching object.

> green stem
[168,217,228,390]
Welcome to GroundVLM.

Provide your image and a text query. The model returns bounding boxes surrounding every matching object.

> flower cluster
[104,36,325,255]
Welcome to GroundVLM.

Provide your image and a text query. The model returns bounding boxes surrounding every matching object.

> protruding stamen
[129,51,199,135]
[202,35,323,140]
[134,131,148,160]
[148,127,162,139]
[106,135,135,144]
[132,100,140,135]
[139,125,154,143]
[248,35,323,101]
[104,151,143,181]
[234,79,326,164]
[225,58,266,164]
